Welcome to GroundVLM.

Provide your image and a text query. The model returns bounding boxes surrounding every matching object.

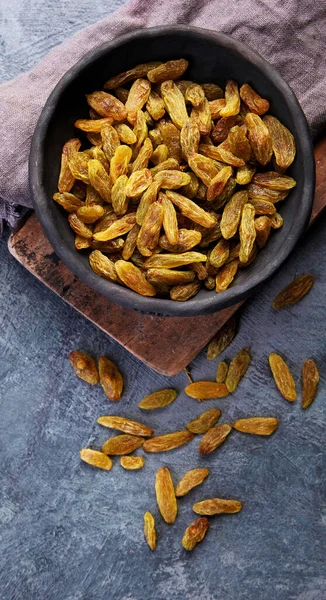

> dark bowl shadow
[29,25,315,317]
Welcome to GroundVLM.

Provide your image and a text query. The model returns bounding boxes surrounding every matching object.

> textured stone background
[0,2,325,599]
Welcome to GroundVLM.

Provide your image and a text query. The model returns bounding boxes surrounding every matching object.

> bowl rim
[29,24,315,317]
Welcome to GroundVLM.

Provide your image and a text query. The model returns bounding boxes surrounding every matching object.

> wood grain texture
[8,137,326,375]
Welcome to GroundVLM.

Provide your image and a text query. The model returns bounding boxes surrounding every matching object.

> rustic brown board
[8,138,326,376]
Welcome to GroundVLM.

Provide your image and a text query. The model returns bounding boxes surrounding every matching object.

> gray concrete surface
[0,2,325,599]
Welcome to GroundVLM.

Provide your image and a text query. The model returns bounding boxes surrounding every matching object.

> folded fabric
[0,0,325,232]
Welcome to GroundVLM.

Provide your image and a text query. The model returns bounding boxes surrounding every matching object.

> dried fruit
[68,152,91,184]
[104,62,162,89]
[74,117,113,132]
[187,408,221,434]
[207,167,233,201]
[220,190,248,239]
[149,127,163,147]
[97,416,153,437]
[77,204,105,224]
[161,80,189,129]
[200,143,245,168]
[236,164,256,185]
[131,138,153,172]
[146,90,165,120]
[193,498,242,515]
[143,430,194,453]
[150,158,180,177]
[240,84,270,115]
[102,434,144,455]
[263,115,296,169]
[114,123,137,145]
[137,201,164,256]
[245,113,273,165]
[89,250,118,282]
[80,449,112,470]
[126,169,152,198]
[133,110,148,157]
[249,198,276,216]
[122,224,140,260]
[147,59,188,83]
[111,174,129,215]
[86,91,127,121]
[209,98,227,119]
[93,212,136,241]
[220,80,240,117]
[184,381,229,400]
[147,268,195,286]
[101,124,120,161]
[198,424,232,455]
[233,416,279,435]
[253,171,296,191]
[110,145,133,183]
[176,468,209,497]
[270,212,284,229]
[188,153,220,186]
[181,172,199,199]
[247,183,288,203]
[269,353,297,401]
[227,125,251,162]
[151,144,169,165]
[144,512,156,550]
[68,213,93,239]
[158,122,182,162]
[154,169,190,190]
[155,466,178,524]
[68,350,99,385]
[211,116,239,144]
[98,356,123,401]
[159,229,202,253]
[53,192,84,213]
[87,159,112,203]
[302,359,319,409]
[115,260,156,296]
[209,238,230,269]
[58,138,81,193]
[191,98,212,136]
[160,194,178,245]
[202,83,224,100]
[225,348,250,392]
[182,517,209,551]
[138,388,178,410]
[125,78,151,125]
[166,190,216,228]
[170,281,201,301]
[239,204,256,263]
[185,83,205,107]
[75,235,91,250]
[215,361,229,383]
[180,121,200,159]
[120,456,145,470]
[207,316,237,360]
[255,216,272,248]
[272,275,315,310]
[144,251,207,269]
[136,181,160,226]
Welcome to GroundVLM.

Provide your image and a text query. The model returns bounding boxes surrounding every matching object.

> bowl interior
[31,27,314,317]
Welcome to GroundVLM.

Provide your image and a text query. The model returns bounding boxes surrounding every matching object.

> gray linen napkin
[0,0,325,232]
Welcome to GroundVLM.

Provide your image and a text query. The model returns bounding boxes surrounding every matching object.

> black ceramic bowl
[29,26,315,317]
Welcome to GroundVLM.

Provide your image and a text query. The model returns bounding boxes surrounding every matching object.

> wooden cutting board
[8,138,326,376]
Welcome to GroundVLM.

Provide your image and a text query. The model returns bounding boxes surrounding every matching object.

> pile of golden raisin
[54,58,297,301]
